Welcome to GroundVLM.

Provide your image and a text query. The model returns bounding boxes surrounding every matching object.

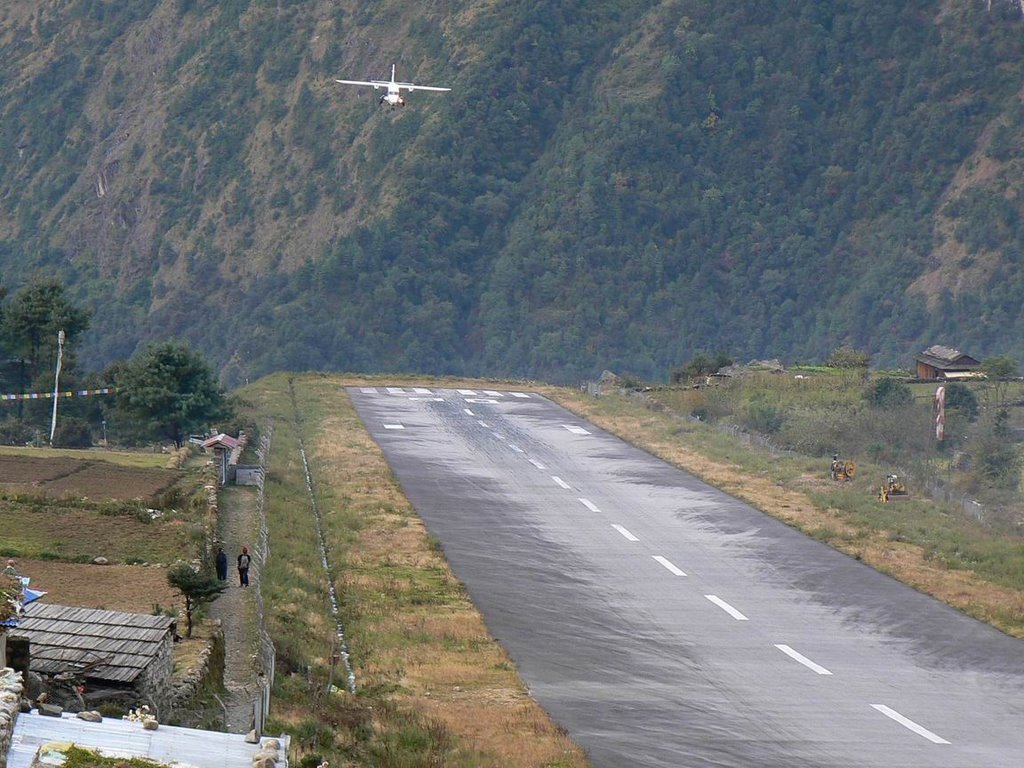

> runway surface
[349,386,1024,768]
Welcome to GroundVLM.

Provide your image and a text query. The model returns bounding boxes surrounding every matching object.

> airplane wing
[395,83,452,93]
[335,79,388,89]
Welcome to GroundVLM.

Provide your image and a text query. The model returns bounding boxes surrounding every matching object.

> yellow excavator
[830,454,856,482]
[879,474,909,502]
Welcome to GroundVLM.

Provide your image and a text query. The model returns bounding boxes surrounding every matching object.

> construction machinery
[830,455,856,482]
[879,474,909,502]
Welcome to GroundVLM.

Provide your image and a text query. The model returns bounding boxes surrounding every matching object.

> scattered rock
[38,702,63,717]
[142,718,159,730]
[76,710,103,722]
[245,728,260,744]
[92,557,110,565]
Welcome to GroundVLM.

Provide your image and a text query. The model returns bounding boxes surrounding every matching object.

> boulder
[76,710,103,722]
[245,729,260,744]
[37,702,63,717]
[92,556,110,565]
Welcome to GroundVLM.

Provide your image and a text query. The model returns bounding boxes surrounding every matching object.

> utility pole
[49,330,65,446]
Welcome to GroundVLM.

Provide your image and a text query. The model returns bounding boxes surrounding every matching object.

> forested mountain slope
[0,0,1022,384]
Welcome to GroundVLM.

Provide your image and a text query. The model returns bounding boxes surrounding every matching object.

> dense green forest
[0,0,1022,384]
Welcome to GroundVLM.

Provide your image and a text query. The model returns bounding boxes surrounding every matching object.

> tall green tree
[112,341,232,447]
[1,280,90,389]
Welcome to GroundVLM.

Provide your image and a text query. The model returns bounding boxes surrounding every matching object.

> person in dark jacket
[237,547,251,587]
[215,547,228,581]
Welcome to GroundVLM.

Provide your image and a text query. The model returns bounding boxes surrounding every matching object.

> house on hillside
[915,345,982,380]
[9,602,176,714]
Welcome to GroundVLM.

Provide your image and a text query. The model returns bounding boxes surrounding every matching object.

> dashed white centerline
[652,556,686,576]
[774,644,832,675]
[477,420,490,428]
[552,476,571,489]
[510,445,524,453]
[871,705,950,744]
[578,498,600,512]
[491,432,505,441]
[464,408,475,416]
[611,524,639,542]
[705,595,748,621]
[529,459,546,470]
[383,424,404,430]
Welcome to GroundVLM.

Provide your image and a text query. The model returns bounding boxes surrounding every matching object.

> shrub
[863,379,913,409]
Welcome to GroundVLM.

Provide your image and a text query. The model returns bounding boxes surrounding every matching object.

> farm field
[0,450,206,615]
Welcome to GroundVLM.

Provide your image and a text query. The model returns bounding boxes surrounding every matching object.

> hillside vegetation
[1,1,1023,384]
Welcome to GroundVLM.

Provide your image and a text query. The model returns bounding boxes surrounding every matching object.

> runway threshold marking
[510,392,531,398]
[412,387,432,394]
[458,389,476,395]
[552,476,571,489]
[529,459,546,469]
[383,424,404,430]
[652,556,686,576]
[774,644,832,675]
[562,425,591,435]
[705,595,748,620]
[579,498,600,512]
[483,390,504,397]
[871,705,949,744]
[386,387,405,395]
[611,524,639,542]
[359,387,376,394]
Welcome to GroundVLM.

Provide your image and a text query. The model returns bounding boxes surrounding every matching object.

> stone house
[9,603,176,715]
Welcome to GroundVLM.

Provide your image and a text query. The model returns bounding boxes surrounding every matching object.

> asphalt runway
[348,386,1024,767]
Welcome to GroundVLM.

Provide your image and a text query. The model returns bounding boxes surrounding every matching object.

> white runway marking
[477,421,490,428]
[579,498,600,512]
[510,392,531,398]
[466,398,499,404]
[652,556,686,576]
[464,409,475,416]
[483,390,504,397]
[705,595,748,620]
[552,476,571,489]
[359,387,377,394]
[386,387,405,395]
[409,397,444,401]
[510,445,524,453]
[529,459,546,469]
[412,387,432,394]
[774,645,832,675]
[611,524,639,542]
[871,705,950,744]
[458,389,477,395]
[383,424,404,430]
[491,432,505,441]
[562,425,591,435]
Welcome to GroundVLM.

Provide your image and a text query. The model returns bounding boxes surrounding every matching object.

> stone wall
[166,623,224,720]
[0,667,23,768]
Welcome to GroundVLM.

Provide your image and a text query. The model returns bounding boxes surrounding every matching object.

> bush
[53,416,93,448]
[863,379,913,409]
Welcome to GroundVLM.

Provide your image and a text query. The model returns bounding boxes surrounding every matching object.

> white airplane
[335,64,451,107]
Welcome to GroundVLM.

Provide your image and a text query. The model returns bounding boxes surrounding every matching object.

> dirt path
[208,485,260,733]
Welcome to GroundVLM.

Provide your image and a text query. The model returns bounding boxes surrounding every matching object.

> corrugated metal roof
[9,711,289,768]
[11,602,174,683]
